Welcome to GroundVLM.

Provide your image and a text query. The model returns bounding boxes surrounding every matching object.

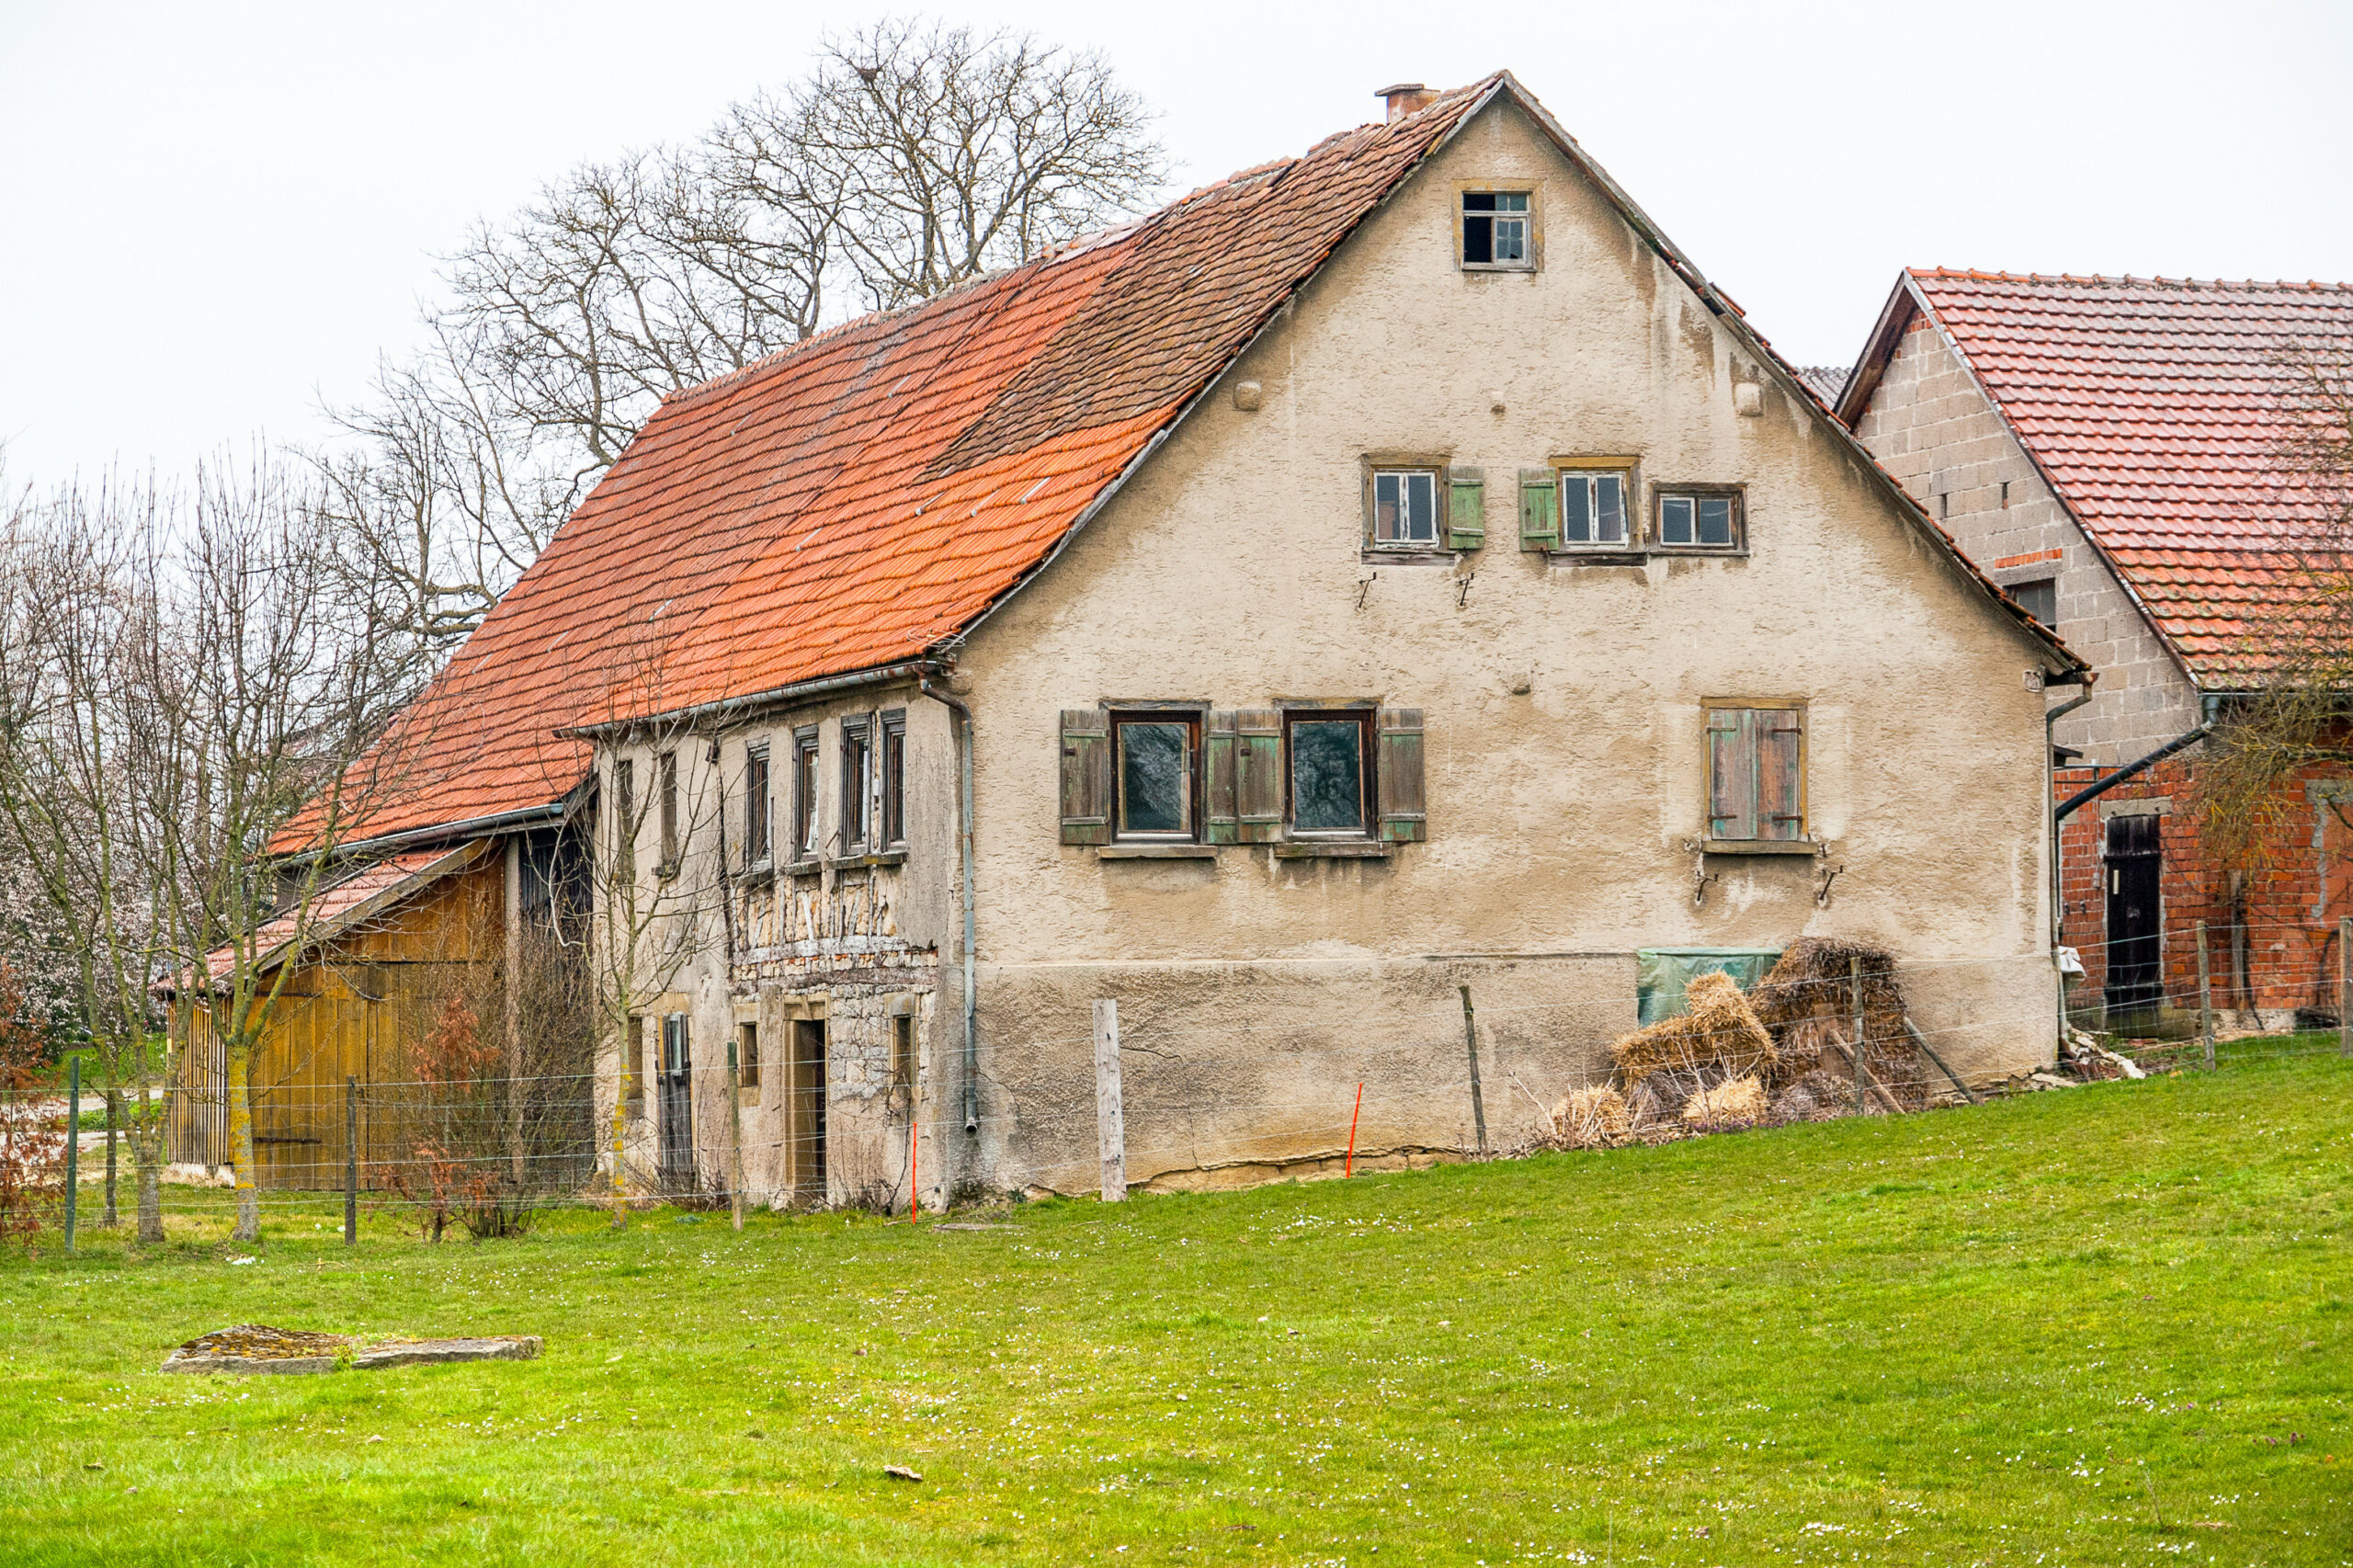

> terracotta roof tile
[1910,269,2353,685]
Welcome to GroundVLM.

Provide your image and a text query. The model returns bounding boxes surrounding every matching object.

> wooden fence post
[728,1034,745,1233]
[1094,1000,1126,1202]
[2340,916,2350,1059]
[63,1054,79,1254]
[344,1076,358,1245]
[1850,957,1866,1115]
[611,1034,629,1232]
[1459,985,1488,1155]
[2197,920,2214,1072]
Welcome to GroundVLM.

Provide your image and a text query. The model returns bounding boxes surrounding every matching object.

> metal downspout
[2045,676,2097,1046]
[919,678,980,1144]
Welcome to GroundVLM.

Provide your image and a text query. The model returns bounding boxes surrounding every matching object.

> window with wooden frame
[2010,577,2057,627]
[1461,190,1532,269]
[1111,710,1200,840]
[625,1014,646,1119]
[744,742,772,867]
[1286,710,1375,837]
[792,726,820,862]
[890,1013,915,1106]
[612,758,636,880]
[1557,467,1631,549]
[840,718,872,853]
[1705,703,1805,844]
[880,710,907,847]
[1656,488,1745,551]
[733,1021,760,1090]
[1370,468,1441,550]
[657,750,679,872]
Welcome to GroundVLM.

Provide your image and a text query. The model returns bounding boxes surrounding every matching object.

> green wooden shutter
[1447,467,1484,551]
[1235,708,1283,842]
[1757,708,1804,839]
[1376,708,1427,843]
[1518,468,1558,551]
[1205,710,1239,844]
[1705,707,1755,840]
[1058,708,1109,846]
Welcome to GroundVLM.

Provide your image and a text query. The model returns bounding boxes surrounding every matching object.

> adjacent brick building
[1837,271,2353,1029]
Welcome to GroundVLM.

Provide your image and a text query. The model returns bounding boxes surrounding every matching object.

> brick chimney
[1376,83,1436,123]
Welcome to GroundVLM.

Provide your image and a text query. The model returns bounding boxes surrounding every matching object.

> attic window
[1461,191,1531,269]
[2011,578,2057,626]
[1559,471,1630,548]
[1657,490,1744,552]
[1370,469,1440,548]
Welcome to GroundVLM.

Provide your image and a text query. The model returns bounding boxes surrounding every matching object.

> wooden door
[658,1014,694,1195]
[790,1017,827,1206]
[2104,814,2165,1025]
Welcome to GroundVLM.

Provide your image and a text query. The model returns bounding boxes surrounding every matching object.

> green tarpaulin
[1635,948,1783,1027]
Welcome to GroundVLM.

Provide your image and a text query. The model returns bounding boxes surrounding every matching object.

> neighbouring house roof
[199,840,493,986]
[313,76,2076,851]
[1838,268,2353,687]
[1795,365,1849,406]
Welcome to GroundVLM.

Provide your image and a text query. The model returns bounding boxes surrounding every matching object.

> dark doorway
[2104,814,2165,1026]
[658,1013,693,1194]
[790,1017,828,1206]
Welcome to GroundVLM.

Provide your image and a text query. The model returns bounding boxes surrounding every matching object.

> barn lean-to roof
[318,75,2078,851]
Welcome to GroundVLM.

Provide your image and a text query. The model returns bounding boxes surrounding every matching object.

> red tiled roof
[1904,269,2353,686]
[201,841,490,983]
[314,77,1507,846]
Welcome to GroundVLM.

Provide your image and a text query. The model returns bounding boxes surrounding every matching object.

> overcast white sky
[4,0,2348,488]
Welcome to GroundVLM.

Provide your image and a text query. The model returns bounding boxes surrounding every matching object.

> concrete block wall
[1852,317,2202,767]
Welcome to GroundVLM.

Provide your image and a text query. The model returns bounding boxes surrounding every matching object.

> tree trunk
[102,1090,119,1228]
[136,1155,163,1244]
[227,1035,259,1243]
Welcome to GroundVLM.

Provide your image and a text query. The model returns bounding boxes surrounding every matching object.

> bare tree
[322,17,1165,648]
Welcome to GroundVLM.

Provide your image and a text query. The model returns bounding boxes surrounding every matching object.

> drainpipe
[2044,671,2097,1047]
[2052,698,2220,823]
[919,677,980,1142]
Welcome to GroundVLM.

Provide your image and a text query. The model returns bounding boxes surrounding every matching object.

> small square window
[1286,710,1372,837]
[1112,711,1198,839]
[1461,190,1532,269]
[1371,469,1439,548]
[1657,491,1743,551]
[2010,578,2057,626]
[1560,472,1630,548]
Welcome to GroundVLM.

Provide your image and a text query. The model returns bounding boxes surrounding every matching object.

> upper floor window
[792,727,820,862]
[880,710,908,847]
[841,719,872,852]
[1559,470,1631,549]
[657,750,679,871]
[1706,703,1804,843]
[1114,711,1198,840]
[612,758,636,880]
[1287,710,1372,837]
[744,743,772,867]
[1658,489,1744,552]
[2011,578,2057,626]
[1461,191,1531,269]
[1371,469,1439,549]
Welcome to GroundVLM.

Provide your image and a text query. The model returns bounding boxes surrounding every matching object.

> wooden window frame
[889,1012,915,1109]
[839,718,872,854]
[879,710,908,848]
[791,726,820,866]
[1554,460,1637,551]
[1654,485,1747,554]
[1281,707,1377,841]
[733,1020,761,1091]
[1365,463,1446,553]
[612,757,636,881]
[744,742,772,869]
[1458,187,1537,272]
[656,750,679,875]
[1108,708,1203,843]
[625,1014,646,1120]
[1703,699,1807,848]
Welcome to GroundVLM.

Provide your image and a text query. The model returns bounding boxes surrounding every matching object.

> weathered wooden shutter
[1518,468,1558,551]
[1757,708,1803,839]
[1058,708,1110,846]
[1447,467,1484,551]
[1376,708,1427,842]
[1705,707,1754,840]
[1234,708,1283,842]
[1205,710,1240,844]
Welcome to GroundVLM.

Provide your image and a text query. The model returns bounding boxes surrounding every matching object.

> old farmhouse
[194,74,2090,1206]
[1836,270,2353,1031]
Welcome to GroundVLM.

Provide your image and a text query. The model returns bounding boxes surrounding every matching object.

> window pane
[1374,472,1401,541]
[1290,720,1364,833]
[1404,472,1436,542]
[2012,578,2057,625]
[1699,496,1733,546]
[1596,474,1624,543]
[1497,192,1529,211]
[1560,474,1590,542]
[1118,722,1188,835]
[1662,495,1694,545]
[1462,192,1498,212]
[1493,218,1526,263]
[1462,215,1492,265]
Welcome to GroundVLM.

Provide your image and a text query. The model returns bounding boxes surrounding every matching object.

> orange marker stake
[909,1118,921,1224]
[1345,1083,1364,1176]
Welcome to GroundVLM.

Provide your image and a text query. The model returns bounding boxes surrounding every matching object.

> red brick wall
[2056,758,2353,1025]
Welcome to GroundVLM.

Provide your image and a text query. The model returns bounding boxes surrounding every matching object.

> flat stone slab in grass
[352,1336,540,1369]
[160,1324,540,1374]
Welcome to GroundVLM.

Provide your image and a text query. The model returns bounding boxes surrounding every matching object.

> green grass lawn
[6,1053,2348,1566]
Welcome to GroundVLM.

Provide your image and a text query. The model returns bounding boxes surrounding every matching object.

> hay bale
[1747,937,1930,1108]
[1683,1074,1768,1128]
[1548,1085,1631,1150]
[1609,971,1779,1082]
[1622,1080,1668,1131]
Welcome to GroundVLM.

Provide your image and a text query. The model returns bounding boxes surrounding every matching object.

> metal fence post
[344,1076,358,1246]
[1850,956,1866,1115]
[2196,920,2214,1072]
[1459,985,1488,1155]
[63,1055,79,1254]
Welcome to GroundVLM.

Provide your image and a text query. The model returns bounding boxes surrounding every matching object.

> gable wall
[1851,315,2202,765]
[947,101,2063,1191]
